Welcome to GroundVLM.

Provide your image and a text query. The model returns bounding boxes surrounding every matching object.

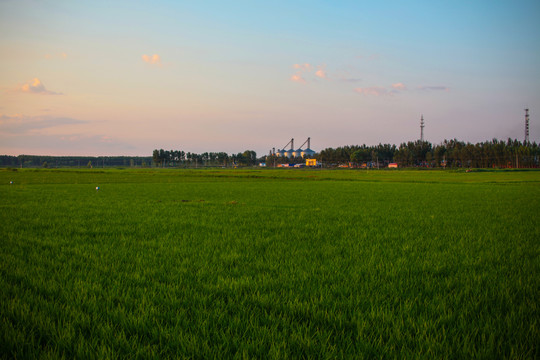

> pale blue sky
[1,0,539,156]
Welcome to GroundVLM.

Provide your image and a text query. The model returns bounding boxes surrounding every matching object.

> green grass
[1,168,539,359]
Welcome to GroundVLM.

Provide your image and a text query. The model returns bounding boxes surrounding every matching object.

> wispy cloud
[142,54,162,66]
[315,69,326,78]
[0,114,86,134]
[354,83,404,96]
[58,134,113,144]
[290,74,306,83]
[339,77,362,83]
[354,87,389,96]
[290,63,310,83]
[315,64,327,79]
[355,82,449,96]
[291,63,329,83]
[20,78,63,95]
[0,132,135,155]
[293,63,312,71]
[417,85,449,91]
[0,114,138,155]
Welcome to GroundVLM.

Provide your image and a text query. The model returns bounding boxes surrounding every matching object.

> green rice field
[1,168,539,359]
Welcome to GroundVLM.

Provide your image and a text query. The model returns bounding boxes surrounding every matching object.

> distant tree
[370,149,378,165]
[350,149,369,164]
[426,152,433,167]
[265,154,278,167]
[153,149,164,167]
[217,152,228,166]
[159,149,166,167]
[232,153,243,166]
[433,145,446,167]
[242,150,257,166]
[87,161,92,168]
[42,161,48,168]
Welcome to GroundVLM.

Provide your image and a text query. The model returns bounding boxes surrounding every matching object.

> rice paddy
[1,168,538,359]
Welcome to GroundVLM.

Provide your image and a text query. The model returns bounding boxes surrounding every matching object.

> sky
[1,0,539,156]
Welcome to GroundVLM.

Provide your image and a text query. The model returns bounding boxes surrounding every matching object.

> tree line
[152,149,257,167]
[314,139,539,168]
[0,155,152,168]
[1,138,538,169]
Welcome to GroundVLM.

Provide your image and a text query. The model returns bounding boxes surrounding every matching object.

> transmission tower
[420,114,425,142]
[525,108,530,144]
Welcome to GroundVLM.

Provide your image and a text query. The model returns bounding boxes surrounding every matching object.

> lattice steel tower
[420,114,425,142]
[525,108,530,144]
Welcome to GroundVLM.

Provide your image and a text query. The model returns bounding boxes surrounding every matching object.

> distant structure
[274,137,315,158]
[276,138,293,158]
[525,108,530,144]
[300,137,316,158]
[420,114,425,142]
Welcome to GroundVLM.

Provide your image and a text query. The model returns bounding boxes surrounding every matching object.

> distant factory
[272,137,316,158]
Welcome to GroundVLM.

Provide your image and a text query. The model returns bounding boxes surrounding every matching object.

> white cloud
[290,74,306,83]
[291,63,328,83]
[142,54,162,66]
[20,78,63,95]
[315,69,326,78]
[293,63,312,71]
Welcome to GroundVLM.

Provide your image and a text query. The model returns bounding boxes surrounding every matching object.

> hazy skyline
[1,0,539,156]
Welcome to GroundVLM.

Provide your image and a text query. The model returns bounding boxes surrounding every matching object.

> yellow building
[306,159,317,166]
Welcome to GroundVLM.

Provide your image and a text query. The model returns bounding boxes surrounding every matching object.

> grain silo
[279,138,294,158]
[300,137,316,158]
[284,148,294,158]
[275,137,316,159]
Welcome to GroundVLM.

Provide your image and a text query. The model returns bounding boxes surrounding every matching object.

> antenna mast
[420,114,425,142]
[525,108,530,144]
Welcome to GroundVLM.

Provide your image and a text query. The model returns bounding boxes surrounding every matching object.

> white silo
[276,139,293,157]
[301,137,316,158]
[284,138,294,158]
[284,148,294,158]
[301,149,315,158]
